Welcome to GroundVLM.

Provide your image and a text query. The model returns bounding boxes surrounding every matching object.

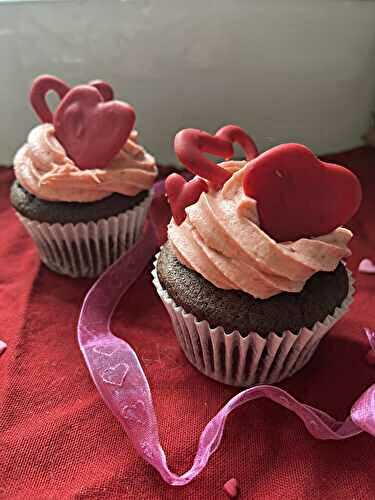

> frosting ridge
[168,162,352,299]
[14,124,157,202]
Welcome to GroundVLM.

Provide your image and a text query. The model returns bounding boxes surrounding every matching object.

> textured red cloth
[1,149,375,500]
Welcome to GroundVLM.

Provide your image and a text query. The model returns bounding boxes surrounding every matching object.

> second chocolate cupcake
[11,75,158,278]
[153,125,361,386]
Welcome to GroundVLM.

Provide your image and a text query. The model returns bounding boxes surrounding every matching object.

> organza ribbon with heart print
[78,215,375,486]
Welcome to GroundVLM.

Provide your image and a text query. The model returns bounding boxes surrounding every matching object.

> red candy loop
[216,124,258,161]
[30,75,115,123]
[88,80,114,102]
[166,173,208,225]
[174,129,233,188]
[30,75,70,123]
[54,85,135,169]
[243,143,362,242]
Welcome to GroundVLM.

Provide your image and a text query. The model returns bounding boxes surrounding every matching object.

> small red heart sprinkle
[365,350,375,366]
[243,143,362,242]
[165,173,208,225]
[223,478,240,498]
[30,75,115,123]
[54,85,135,169]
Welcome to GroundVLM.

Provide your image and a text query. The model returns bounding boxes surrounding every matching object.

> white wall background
[0,0,375,165]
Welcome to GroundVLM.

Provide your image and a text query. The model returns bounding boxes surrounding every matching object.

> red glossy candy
[165,173,208,225]
[54,85,135,169]
[174,126,258,189]
[243,143,362,242]
[216,124,258,160]
[174,129,234,188]
[30,75,114,123]
[88,79,114,102]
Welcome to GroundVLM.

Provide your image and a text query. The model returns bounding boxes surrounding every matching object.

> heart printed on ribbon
[242,143,362,242]
[30,74,114,123]
[101,362,129,387]
[174,125,258,189]
[165,174,208,225]
[53,85,135,169]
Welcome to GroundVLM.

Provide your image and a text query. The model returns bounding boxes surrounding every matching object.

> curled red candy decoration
[243,143,362,242]
[174,126,258,189]
[88,79,114,102]
[30,74,114,123]
[216,124,258,160]
[166,173,208,225]
[30,75,69,123]
[174,129,233,188]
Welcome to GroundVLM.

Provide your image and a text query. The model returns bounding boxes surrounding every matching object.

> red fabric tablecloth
[1,148,375,500]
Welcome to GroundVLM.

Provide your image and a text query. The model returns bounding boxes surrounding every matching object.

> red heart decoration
[165,173,208,225]
[243,143,362,242]
[215,124,258,161]
[174,125,258,189]
[30,74,114,123]
[54,85,135,169]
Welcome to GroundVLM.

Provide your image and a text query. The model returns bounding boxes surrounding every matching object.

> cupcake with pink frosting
[10,75,157,277]
[153,125,362,386]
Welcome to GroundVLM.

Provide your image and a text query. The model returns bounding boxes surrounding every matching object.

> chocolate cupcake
[11,75,157,277]
[153,125,361,386]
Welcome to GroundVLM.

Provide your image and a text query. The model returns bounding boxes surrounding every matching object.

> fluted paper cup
[152,255,354,387]
[16,193,152,278]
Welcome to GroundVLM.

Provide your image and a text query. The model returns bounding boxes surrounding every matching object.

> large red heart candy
[243,143,362,242]
[166,173,208,225]
[54,85,135,169]
[30,75,114,123]
[174,125,258,189]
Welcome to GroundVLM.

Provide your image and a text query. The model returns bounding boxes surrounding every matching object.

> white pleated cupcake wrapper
[16,193,152,278]
[152,255,354,387]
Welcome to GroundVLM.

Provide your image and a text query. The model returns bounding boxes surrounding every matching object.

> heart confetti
[53,85,135,169]
[358,258,375,274]
[243,143,362,242]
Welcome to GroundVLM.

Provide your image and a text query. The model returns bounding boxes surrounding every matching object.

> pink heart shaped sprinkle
[223,478,240,498]
[0,340,7,356]
[358,258,375,274]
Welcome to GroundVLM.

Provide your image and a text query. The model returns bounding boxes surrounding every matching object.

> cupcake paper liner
[152,254,354,387]
[16,193,152,278]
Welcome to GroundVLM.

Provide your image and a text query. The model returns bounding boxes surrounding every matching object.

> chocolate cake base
[156,242,349,337]
[10,181,149,224]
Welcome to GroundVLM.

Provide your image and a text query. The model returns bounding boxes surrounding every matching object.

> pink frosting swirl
[168,161,352,299]
[14,124,157,202]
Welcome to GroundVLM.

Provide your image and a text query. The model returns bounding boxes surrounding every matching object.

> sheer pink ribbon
[78,218,375,486]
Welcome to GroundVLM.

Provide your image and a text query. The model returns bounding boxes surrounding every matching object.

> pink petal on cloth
[0,340,7,355]
[358,258,375,274]
[78,214,375,486]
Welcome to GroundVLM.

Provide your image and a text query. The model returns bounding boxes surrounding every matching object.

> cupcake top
[166,126,362,299]
[14,75,157,203]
